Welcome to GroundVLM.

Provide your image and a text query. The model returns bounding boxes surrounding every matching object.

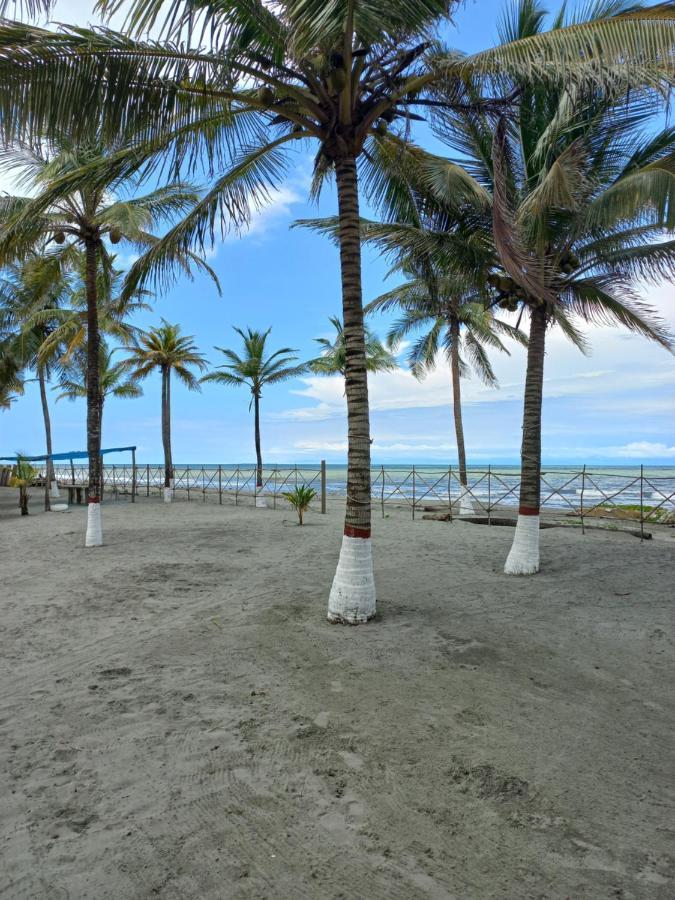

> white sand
[1,488,674,899]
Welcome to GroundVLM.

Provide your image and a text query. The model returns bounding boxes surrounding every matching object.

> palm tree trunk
[505,303,547,575]
[328,155,375,624]
[162,366,174,501]
[37,365,54,511]
[449,317,473,516]
[253,392,267,507]
[84,236,103,547]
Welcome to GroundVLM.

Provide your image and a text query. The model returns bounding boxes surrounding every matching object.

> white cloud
[607,442,675,459]
[277,283,675,425]
[223,185,304,242]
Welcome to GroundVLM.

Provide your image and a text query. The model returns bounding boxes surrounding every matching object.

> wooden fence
[48,461,675,534]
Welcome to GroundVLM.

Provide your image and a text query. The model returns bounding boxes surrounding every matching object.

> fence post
[112,464,117,498]
[218,465,222,505]
[320,460,326,514]
[640,464,644,542]
[146,464,150,497]
[580,464,586,535]
[412,465,416,520]
[448,465,453,520]
[131,449,136,503]
[235,466,239,506]
[70,457,76,488]
[487,465,492,526]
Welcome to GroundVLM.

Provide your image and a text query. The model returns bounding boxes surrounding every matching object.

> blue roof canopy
[0,446,136,463]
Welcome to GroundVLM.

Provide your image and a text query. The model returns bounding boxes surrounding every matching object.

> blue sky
[1,0,674,465]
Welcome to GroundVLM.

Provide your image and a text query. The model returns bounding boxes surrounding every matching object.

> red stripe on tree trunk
[518,505,540,516]
[88,496,100,504]
[344,524,371,539]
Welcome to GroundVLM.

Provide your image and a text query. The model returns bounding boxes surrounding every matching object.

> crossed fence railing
[47,461,675,534]
[369,464,675,536]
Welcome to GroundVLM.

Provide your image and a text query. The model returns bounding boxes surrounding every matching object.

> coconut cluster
[559,249,580,274]
[254,46,397,138]
[487,272,526,311]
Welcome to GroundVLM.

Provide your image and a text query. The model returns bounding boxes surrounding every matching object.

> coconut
[110,227,122,245]
[498,275,513,293]
[382,109,396,123]
[257,85,275,105]
[329,51,344,69]
[53,230,66,244]
[486,272,501,288]
[375,120,388,136]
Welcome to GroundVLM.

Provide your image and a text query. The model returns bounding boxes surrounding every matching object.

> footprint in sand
[314,711,330,728]
[330,681,343,693]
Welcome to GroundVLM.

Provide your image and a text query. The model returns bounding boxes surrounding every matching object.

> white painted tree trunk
[85,501,103,548]
[328,534,376,624]
[458,488,475,517]
[50,481,60,500]
[255,494,267,508]
[504,514,540,575]
[163,478,175,503]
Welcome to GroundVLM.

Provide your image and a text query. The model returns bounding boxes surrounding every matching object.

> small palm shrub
[10,455,38,516]
[282,486,317,526]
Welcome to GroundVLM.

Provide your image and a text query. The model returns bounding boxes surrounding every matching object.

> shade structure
[0,446,136,462]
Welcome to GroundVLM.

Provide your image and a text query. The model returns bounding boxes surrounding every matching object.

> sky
[1,0,674,466]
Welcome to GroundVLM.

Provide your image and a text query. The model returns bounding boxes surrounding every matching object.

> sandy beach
[1,488,674,899]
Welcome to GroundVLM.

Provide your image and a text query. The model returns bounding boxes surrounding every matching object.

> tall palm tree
[0,141,214,546]
[411,2,675,573]
[0,252,74,507]
[309,315,397,382]
[123,320,207,502]
[0,1,670,620]
[201,328,306,507]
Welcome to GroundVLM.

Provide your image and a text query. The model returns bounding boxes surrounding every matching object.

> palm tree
[310,315,397,383]
[0,252,74,507]
[201,328,306,507]
[0,1,672,617]
[368,268,525,513]
[123,321,207,502]
[415,1,675,573]
[0,140,214,547]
